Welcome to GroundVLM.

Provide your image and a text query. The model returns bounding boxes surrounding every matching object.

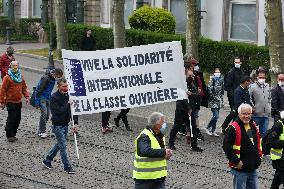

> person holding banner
[133,112,172,189]
[114,108,133,131]
[42,78,78,174]
[168,67,203,152]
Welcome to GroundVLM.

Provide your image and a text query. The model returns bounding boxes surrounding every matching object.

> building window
[229,2,257,42]
[33,0,42,17]
[169,0,186,33]
[101,0,111,25]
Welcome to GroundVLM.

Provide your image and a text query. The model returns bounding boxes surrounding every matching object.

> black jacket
[80,35,96,51]
[223,118,262,172]
[268,120,284,170]
[187,81,200,110]
[271,85,284,120]
[50,90,78,126]
[234,85,252,109]
[225,67,245,107]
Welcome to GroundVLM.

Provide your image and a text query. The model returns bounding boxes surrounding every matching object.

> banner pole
[70,100,80,160]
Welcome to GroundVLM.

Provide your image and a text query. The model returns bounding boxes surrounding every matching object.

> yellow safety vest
[271,120,284,160]
[133,128,167,180]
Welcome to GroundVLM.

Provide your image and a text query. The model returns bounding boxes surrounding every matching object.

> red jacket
[0,75,29,104]
[0,53,15,79]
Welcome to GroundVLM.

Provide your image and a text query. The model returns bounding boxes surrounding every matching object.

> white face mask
[278,81,284,87]
[258,79,265,84]
[214,73,221,77]
[194,65,199,71]
[235,64,241,69]
[159,123,167,135]
[280,111,284,119]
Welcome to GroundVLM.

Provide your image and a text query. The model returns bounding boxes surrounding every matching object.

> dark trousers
[102,111,111,127]
[169,111,198,147]
[116,108,130,125]
[271,169,284,189]
[5,102,22,138]
[134,179,165,189]
[221,108,237,132]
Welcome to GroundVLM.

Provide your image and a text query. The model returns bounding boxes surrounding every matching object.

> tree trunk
[185,0,199,59]
[265,0,283,85]
[54,0,68,59]
[112,0,126,48]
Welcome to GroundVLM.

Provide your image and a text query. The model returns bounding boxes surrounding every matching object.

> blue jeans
[252,116,269,137]
[230,169,258,189]
[38,99,50,134]
[207,108,219,133]
[45,125,72,170]
[134,180,165,189]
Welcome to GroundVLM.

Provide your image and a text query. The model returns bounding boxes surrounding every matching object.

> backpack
[261,128,274,155]
[29,87,37,107]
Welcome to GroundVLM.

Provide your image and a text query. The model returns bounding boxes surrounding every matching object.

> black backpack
[261,128,274,155]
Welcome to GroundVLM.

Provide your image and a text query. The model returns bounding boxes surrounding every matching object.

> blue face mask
[160,123,167,135]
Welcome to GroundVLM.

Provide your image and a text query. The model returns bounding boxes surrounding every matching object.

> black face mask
[8,53,13,56]
[187,77,193,83]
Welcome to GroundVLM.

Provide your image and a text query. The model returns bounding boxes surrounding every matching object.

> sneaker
[205,129,213,136]
[197,132,205,141]
[177,131,186,136]
[106,126,113,133]
[101,127,108,134]
[38,133,48,139]
[191,146,204,152]
[212,132,219,137]
[64,167,75,174]
[7,137,18,142]
[42,160,52,169]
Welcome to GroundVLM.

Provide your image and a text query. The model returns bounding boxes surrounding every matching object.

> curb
[14,52,63,64]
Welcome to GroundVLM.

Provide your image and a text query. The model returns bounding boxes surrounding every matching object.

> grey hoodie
[249,82,271,117]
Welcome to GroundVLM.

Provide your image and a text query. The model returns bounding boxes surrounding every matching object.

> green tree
[184,0,199,59]
[112,0,126,48]
[55,0,68,59]
[265,0,283,84]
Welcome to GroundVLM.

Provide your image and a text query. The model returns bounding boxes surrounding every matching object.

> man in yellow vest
[133,112,172,189]
[267,110,284,189]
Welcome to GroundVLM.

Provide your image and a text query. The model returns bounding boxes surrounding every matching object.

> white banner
[62,41,187,115]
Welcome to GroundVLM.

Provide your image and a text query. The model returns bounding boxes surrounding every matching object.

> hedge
[55,24,270,74]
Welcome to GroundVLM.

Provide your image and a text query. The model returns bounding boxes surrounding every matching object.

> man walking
[267,111,284,189]
[271,72,284,123]
[0,61,30,142]
[133,112,172,189]
[42,78,78,174]
[0,46,15,80]
[34,68,63,138]
[223,103,262,189]
[249,69,271,137]
[222,57,245,133]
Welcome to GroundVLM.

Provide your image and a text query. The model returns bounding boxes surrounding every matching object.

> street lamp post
[48,0,55,70]
[41,0,49,26]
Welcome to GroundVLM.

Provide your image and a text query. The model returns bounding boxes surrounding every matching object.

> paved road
[0,43,276,188]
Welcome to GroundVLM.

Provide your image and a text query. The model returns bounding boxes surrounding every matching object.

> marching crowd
[0,42,283,189]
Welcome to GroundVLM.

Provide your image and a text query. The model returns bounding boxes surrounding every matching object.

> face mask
[235,64,241,69]
[278,81,284,87]
[8,53,13,56]
[194,65,199,71]
[187,77,193,83]
[258,79,265,84]
[280,111,284,119]
[214,73,221,77]
[160,123,167,135]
